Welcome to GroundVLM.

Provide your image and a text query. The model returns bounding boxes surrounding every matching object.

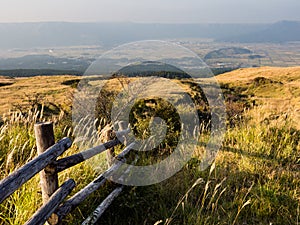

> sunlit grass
[0,68,299,224]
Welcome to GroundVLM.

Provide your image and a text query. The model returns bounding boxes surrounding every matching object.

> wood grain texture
[55,142,135,220]
[34,122,59,224]
[0,137,72,204]
[81,186,123,225]
[25,179,76,225]
[55,139,120,173]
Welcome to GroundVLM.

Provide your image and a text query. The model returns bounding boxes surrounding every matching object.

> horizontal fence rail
[24,179,76,225]
[0,137,72,204]
[55,139,121,173]
[55,142,136,221]
[81,186,124,225]
[0,121,133,225]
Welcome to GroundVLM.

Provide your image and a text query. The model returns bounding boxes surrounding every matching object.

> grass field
[0,75,79,116]
[217,66,300,128]
[0,67,299,224]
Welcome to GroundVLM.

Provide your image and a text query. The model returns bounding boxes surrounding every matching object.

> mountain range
[220,21,300,43]
[0,21,299,49]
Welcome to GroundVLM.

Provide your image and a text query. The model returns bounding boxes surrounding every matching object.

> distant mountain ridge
[0,21,295,49]
[0,21,298,75]
[220,21,300,43]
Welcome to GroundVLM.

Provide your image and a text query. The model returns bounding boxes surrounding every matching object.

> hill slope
[0,67,299,224]
[0,75,79,116]
[216,66,300,127]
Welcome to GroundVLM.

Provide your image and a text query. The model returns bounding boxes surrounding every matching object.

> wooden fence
[0,121,132,225]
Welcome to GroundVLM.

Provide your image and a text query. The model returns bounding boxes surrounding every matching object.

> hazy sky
[0,0,299,23]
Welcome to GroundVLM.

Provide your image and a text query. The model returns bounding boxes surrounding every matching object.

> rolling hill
[216,66,300,127]
[0,66,299,224]
[1,66,300,120]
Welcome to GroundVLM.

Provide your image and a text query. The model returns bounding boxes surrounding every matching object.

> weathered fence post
[118,121,129,146]
[34,122,59,225]
[104,121,129,167]
[103,125,115,167]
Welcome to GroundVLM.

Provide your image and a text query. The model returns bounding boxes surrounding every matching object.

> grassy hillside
[217,66,300,128]
[0,68,299,224]
[0,75,79,116]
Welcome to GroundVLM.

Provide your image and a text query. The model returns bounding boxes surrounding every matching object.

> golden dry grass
[1,66,300,125]
[216,66,300,128]
[1,67,299,118]
[0,67,299,224]
[0,75,79,115]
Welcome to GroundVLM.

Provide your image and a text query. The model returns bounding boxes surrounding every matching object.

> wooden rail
[0,137,72,204]
[24,179,76,225]
[55,139,121,173]
[82,186,124,225]
[55,142,135,221]
[0,121,132,225]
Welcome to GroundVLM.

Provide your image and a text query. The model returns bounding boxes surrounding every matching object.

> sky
[0,0,299,24]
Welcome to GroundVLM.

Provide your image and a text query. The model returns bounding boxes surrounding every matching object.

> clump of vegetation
[0,83,13,87]
[251,76,283,87]
[61,79,81,88]
[220,83,252,127]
